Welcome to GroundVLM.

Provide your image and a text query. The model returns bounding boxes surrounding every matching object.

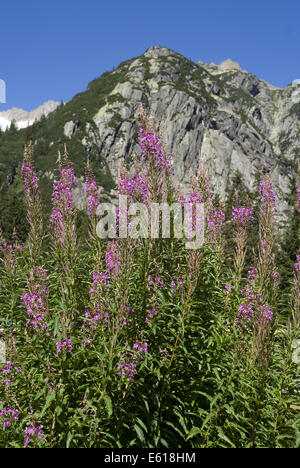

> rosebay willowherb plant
[0,105,299,448]
[21,142,43,267]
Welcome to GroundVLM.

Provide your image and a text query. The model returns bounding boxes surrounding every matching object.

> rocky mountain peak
[144,45,178,58]
[218,58,241,71]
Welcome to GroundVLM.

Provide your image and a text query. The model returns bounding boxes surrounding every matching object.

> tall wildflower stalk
[85,159,102,267]
[20,144,49,340]
[85,159,101,238]
[137,104,175,203]
[21,143,43,266]
[291,257,300,329]
[21,268,49,336]
[50,146,77,304]
[232,173,279,369]
[0,228,24,322]
[0,228,23,277]
[231,203,254,290]
[258,173,280,304]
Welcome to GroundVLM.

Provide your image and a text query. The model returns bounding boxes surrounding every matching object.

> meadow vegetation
[0,106,299,448]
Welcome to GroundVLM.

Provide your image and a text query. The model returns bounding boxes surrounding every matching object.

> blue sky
[0,0,299,111]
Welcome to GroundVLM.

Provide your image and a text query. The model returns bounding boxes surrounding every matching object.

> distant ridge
[0,100,60,131]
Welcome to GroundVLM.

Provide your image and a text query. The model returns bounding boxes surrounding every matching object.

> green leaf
[186,426,202,441]
[134,424,145,444]
[136,417,148,434]
[66,432,73,448]
[104,395,113,417]
[217,427,236,448]
[40,391,56,417]
[55,405,63,417]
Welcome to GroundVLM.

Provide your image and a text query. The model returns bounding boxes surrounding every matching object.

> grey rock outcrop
[64,120,80,138]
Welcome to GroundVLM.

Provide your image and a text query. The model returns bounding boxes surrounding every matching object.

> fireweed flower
[50,158,77,266]
[135,238,142,250]
[138,127,174,175]
[117,354,137,381]
[147,275,164,291]
[1,379,13,389]
[297,189,300,211]
[84,308,106,330]
[1,361,13,374]
[1,362,21,389]
[231,205,254,290]
[133,341,148,353]
[231,206,254,226]
[137,105,177,204]
[50,154,78,289]
[190,160,214,204]
[122,306,134,326]
[235,269,274,329]
[86,177,100,217]
[179,193,203,206]
[0,241,23,273]
[0,407,19,427]
[178,279,184,293]
[82,339,92,347]
[89,271,110,294]
[170,279,176,296]
[273,271,280,287]
[247,269,257,283]
[21,157,38,195]
[50,166,75,234]
[207,210,225,241]
[224,284,235,293]
[21,143,39,200]
[82,270,112,342]
[105,242,120,278]
[117,341,148,381]
[294,255,300,273]
[145,309,158,323]
[179,192,203,232]
[85,162,101,239]
[170,279,185,297]
[21,143,43,261]
[258,175,280,300]
[119,173,151,205]
[208,210,225,231]
[56,338,72,356]
[88,271,110,325]
[24,425,44,447]
[20,268,49,334]
[259,179,277,211]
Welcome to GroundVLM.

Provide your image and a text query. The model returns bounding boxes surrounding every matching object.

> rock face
[76,46,299,217]
[64,120,80,138]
